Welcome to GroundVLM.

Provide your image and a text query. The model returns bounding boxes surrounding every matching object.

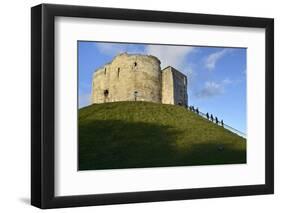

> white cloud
[96,43,126,55]
[222,78,232,85]
[196,81,224,98]
[96,43,144,56]
[145,45,195,70]
[195,78,234,99]
[205,49,231,70]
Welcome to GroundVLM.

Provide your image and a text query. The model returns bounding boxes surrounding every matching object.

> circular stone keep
[91,53,162,104]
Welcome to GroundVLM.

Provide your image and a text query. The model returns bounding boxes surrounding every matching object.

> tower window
[117,68,120,78]
[134,91,138,101]
[134,62,137,67]
[104,68,106,75]
[104,89,109,97]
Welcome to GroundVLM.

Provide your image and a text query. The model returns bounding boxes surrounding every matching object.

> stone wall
[91,53,162,104]
[91,53,187,106]
[161,66,188,106]
[170,67,188,106]
[161,67,174,105]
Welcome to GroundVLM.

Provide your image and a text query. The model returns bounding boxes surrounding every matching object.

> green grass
[79,101,246,170]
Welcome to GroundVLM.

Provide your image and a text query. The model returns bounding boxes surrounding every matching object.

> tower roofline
[161,66,187,77]
[93,53,161,77]
[114,52,161,64]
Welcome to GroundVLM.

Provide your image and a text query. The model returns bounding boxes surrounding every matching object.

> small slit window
[117,68,120,78]
[134,91,138,101]
[104,89,109,97]
[104,68,106,75]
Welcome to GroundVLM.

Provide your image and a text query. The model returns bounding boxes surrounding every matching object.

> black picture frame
[31,3,274,209]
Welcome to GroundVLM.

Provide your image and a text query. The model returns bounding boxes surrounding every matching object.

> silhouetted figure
[196,108,199,114]
[221,119,224,127]
[206,113,209,120]
[215,117,218,124]
[210,114,214,122]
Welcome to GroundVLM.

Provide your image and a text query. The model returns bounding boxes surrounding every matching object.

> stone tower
[162,66,188,106]
[91,53,187,106]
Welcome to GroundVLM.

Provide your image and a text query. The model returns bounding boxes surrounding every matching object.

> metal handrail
[188,107,246,139]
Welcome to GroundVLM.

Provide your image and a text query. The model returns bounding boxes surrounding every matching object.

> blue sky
[78,41,247,133]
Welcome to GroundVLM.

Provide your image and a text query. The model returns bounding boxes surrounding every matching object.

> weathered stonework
[162,66,188,106]
[91,53,187,106]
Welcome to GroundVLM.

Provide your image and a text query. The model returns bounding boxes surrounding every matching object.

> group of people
[206,113,224,127]
[188,105,224,127]
[189,106,199,114]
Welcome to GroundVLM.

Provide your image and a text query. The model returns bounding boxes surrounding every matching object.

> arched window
[134,62,137,67]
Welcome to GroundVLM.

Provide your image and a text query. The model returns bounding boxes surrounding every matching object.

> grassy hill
[79,101,246,170]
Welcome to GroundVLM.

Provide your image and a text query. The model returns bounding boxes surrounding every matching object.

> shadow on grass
[79,120,246,170]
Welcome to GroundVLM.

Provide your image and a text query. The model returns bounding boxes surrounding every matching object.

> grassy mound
[79,101,246,170]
